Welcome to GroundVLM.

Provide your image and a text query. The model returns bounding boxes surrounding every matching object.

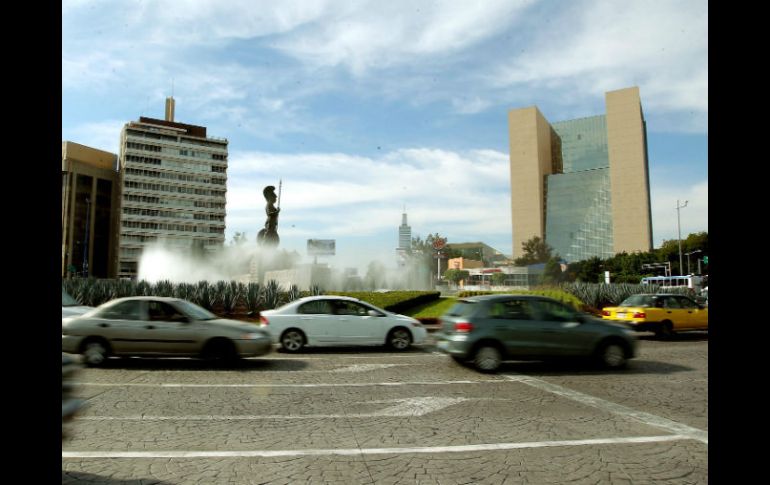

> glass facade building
[545,116,614,262]
[508,87,652,263]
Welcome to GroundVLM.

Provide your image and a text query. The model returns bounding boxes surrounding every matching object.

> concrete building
[61,141,120,279]
[116,98,228,278]
[508,87,653,263]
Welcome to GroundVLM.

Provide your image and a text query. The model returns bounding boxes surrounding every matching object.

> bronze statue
[257,183,280,247]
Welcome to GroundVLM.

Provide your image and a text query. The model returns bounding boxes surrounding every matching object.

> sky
[62,0,708,273]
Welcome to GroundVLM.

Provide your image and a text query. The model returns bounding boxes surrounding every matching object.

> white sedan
[259,295,427,352]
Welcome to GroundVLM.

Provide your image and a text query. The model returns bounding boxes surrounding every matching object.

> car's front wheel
[280,329,306,352]
[596,341,627,369]
[201,338,238,363]
[387,327,412,350]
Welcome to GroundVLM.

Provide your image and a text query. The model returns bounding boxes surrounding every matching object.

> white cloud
[650,180,708,247]
[64,120,126,155]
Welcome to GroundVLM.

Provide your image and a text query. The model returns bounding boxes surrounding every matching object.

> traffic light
[703,256,708,265]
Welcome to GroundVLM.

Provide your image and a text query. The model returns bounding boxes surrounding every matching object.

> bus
[640,275,703,293]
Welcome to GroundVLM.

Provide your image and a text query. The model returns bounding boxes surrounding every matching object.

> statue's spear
[277,179,282,210]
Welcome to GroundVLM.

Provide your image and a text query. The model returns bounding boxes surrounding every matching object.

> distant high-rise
[116,98,228,278]
[61,141,120,278]
[396,210,412,268]
[508,87,653,263]
[398,211,412,251]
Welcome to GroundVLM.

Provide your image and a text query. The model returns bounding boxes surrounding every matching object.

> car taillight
[454,321,474,333]
[601,310,610,316]
[632,312,646,319]
[259,316,269,327]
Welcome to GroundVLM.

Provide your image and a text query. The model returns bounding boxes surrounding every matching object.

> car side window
[663,297,682,309]
[333,301,369,316]
[532,300,575,322]
[148,301,186,321]
[97,300,143,321]
[298,301,333,314]
[489,300,533,320]
[676,296,697,309]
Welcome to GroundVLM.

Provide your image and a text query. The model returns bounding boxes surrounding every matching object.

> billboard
[307,239,336,256]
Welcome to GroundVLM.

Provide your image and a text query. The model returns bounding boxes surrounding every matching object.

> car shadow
[62,471,175,484]
[276,344,433,355]
[493,358,693,376]
[638,332,709,342]
[92,356,309,372]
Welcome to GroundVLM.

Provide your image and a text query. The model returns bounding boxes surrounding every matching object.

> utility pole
[676,200,688,275]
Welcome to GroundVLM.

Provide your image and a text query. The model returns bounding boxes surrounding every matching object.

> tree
[443,269,470,286]
[514,236,555,266]
[542,257,564,284]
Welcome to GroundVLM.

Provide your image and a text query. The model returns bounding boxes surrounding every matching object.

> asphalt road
[62,332,708,484]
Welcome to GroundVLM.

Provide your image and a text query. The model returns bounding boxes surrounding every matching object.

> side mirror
[367,310,381,317]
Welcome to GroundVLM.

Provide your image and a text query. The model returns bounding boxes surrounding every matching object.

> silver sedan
[62,296,272,366]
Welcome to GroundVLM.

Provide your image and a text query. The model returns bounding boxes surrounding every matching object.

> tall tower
[508,87,652,263]
[398,210,412,251]
[396,209,412,268]
[116,98,229,278]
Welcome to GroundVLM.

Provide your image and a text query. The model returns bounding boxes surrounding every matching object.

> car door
[295,300,335,345]
[91,299,149,355]
[661,296,689,330]
[484,298,542,358]
[527,299,591,356]
[327,300,385,345]
[143,300,201,355]
[675,296,708,330]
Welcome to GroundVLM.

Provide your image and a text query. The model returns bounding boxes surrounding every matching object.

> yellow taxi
[601,293,707,338]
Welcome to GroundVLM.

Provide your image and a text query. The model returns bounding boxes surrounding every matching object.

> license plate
[616,313,627,319]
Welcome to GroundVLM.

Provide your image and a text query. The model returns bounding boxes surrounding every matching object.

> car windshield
[619,295,654,307]
[173,300,218,320]
[62,288,79,307]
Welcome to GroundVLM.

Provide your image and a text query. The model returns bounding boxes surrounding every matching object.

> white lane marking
[79,397,470,421]
[505,375,708,444]
[62,435,691,459]
[330,364,411,373]
[74,379,505,388]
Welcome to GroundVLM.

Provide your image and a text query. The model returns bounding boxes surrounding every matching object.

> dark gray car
[435,295,638,372]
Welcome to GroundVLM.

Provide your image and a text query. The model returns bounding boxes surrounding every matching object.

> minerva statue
[257,183,280,247]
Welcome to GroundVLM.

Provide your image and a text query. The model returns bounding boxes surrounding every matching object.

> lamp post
[82,197,91,278]
[676,200,688,275]
[685,250,702,275]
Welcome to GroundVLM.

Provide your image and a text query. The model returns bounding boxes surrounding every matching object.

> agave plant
[221,281,242,315]
[286,284,301,304]
[245,283,263,315]
[310,285,324,296]
[153,280,174,297]
[173,283,196,302]
[194,281,213,310]
[263,280,281,309]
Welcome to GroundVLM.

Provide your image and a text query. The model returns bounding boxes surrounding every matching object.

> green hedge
[326,291,441,313]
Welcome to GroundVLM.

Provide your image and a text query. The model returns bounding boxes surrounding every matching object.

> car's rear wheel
[596,340,627,369]
[473,345,502,372]
[387,327,412,350]
[81,338,110,367]
[281,329,306,352]
[655,321,675,340]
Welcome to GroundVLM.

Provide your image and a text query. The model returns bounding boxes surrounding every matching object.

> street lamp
[676,199,688,275]
[82,197,91,278]
[685,249,702,275]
